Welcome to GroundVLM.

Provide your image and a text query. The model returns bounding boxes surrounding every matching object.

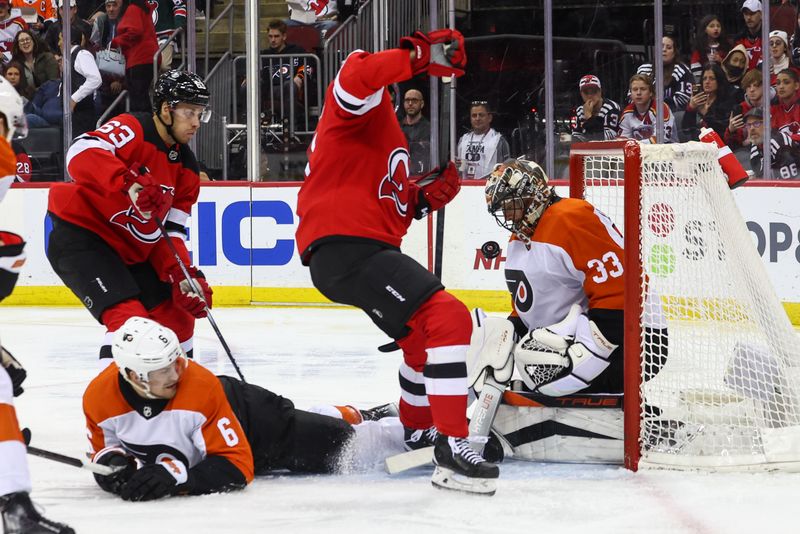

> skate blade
[430,466,497,496]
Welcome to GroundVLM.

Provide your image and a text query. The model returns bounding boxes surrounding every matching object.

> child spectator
[770,68,800,138]
[571,74,620,141]
[619,73,677,143]
[682,63,736,140]
[725,68,770,149]
[690,15,731,80]
[637,35,694,112]
[110,0,158,112]
[11,29,59,88]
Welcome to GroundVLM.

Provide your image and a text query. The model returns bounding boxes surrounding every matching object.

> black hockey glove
[1,347,26,397]
[0,231,26,302]
[93,449,137,495]
[120,460,187,502]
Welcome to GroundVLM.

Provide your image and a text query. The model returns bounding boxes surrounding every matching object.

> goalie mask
[485,158,553,241]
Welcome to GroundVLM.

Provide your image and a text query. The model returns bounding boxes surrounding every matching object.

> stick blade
[385,446,434,474]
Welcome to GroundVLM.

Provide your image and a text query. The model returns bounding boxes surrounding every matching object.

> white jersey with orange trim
[0,366,30,496]
[505,197,624,331]
[83,360,255,489]
[618,101,678,144]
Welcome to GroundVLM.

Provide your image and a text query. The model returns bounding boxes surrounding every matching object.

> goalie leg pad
[465,309,515,392]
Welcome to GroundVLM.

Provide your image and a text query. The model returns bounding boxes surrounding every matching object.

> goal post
[569,140,800,472]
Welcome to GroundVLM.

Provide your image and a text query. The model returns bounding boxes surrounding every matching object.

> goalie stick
[385,373,506,474]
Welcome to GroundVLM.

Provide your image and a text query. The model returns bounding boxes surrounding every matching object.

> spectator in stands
[286,0,338,36]
[110,0,158,112]
[746,107,800,179]
[61,24,100,135]
[152,0,185,71]
[400,88,430,175]
[619,73,677,143]
[2,61,34,102]
[90,0,124,48]
[721,44,748,99]
[45,0,92,54]
[0,0,27,62]
[11,29,59,88]
[762,30,800,88]
[735,0,763,70]
[92,0,125,117]
[725,68,769,149]
[771,68,800,137]
[571,74,620,141]
[637,35,693,112]
[11,0,56,34]
[682,63,735,140]
[456,100,510,180]
[260,19,308,122]
[690,14,731,81]
[25,76,63,127]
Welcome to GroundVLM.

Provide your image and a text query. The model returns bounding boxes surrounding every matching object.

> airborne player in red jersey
[295,31,499,494]
[46,70,213,366]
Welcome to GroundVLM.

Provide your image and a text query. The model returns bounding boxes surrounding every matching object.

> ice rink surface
[2,306,799,534]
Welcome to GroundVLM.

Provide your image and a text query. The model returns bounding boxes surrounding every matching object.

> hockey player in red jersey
[46,69,213,366]
[86,317,401,500]
[0,77,74,534]
[295,31,499,494]
[482,159,668,396]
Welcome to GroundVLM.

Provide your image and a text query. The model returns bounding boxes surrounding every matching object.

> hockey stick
[22,429,120,476]
[385,373,507,474]
[152,216,247,383]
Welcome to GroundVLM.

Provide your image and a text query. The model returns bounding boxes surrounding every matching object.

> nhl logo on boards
[169,149,179,162]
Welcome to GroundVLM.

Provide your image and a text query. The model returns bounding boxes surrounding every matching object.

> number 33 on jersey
[504,197,625,330]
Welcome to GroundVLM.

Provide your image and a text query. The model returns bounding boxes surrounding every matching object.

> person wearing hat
[44,0,92,54]
[734,0,763,70]
[0,0,27,63]
[760,29,800,87]
[571,74,621,141]
[746,106,800,179]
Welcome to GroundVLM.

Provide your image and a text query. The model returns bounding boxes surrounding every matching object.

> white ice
[2,306,799,534]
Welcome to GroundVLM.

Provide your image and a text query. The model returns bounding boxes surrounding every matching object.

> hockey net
[569,140,800,471]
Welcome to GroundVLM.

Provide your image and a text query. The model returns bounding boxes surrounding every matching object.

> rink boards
[2,181,800,323]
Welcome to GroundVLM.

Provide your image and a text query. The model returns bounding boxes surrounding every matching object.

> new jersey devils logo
[378,148,410,217]
[110,207,162,243]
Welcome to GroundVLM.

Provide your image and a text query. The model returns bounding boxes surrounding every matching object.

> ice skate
[431,435,499,496]
[0,492,74,534]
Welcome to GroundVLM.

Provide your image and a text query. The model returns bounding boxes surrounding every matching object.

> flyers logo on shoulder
[378,147,410,217]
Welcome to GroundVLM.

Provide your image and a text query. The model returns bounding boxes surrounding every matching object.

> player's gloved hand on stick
[168,265,213,318]
[1,347,26,397]
[400,29,467,78]
[93,447,138,495]
[119,459,187,502]
[0,230,26,302]
[122,164,169,220]
[413,161,461,219]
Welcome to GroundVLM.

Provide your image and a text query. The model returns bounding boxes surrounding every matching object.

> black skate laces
[451,437,486,465]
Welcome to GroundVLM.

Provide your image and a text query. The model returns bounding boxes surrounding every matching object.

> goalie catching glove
[168,265,213,318]
[122,164,170,220]
[514,304,618,396]
[400,29,467,78]
[412,161,461,219]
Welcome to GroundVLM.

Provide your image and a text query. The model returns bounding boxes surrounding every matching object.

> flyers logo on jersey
[506,268,534,313]
[109,207,162,243]
[378,148,410,217]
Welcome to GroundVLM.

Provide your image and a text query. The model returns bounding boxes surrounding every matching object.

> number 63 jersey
[505,197,624,330]
[83,360,254,484]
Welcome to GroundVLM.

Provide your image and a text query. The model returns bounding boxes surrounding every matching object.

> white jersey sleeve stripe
[66,135,117,168]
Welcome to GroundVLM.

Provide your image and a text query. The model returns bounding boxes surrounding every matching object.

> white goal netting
[576,141,800,470]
